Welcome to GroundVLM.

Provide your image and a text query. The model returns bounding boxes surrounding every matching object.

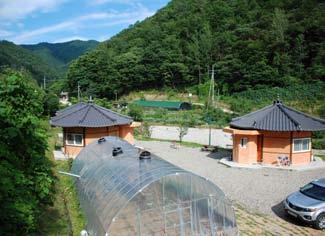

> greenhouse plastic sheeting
[71,136,238,236]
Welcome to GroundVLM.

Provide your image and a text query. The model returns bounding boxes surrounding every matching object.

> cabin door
[257,135,263,162]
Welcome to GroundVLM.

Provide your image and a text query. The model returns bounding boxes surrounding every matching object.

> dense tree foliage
[43,91,60,116]
[0,69,55,235]
[67,0,324,98]
[0,41,59,83]
[21,40,99,76]
[318,104,325,119]
[128,104,144,121]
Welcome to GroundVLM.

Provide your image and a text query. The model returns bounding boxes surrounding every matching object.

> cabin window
[293,138,310,152]
[240,138,248,148]
[66,133,83,146]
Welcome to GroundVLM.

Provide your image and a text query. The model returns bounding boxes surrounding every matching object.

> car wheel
[315,213,325,230]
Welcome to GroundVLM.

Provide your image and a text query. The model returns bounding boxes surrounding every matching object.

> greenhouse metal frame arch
[71,136,238,236]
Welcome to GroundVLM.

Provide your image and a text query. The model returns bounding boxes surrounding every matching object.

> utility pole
[209,124,212,146]
[207,65,215,109]
[43,76,46,90]
[77,82,81,101]
[206,65,215,147]
[211,65,215,107]
[114,90,118,103]
[198,67,201,98]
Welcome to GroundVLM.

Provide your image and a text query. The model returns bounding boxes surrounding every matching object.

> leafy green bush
[228,98,255,115]
[313,131,325,139]
[128,104,144,121]
[142,106,230,127]
[196,80,210,100]
[313,139,325,149]
[141,121,152,138]
[204,108,233,127]
[48,78,67,95]
[153,108,167,119]
[94,97,112,109]
[177,113,190,142]
[318,103,325,119]
[165,88,178,99]
[43,92,59,116]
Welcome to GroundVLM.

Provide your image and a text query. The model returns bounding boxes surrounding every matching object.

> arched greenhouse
[71,136,238,236]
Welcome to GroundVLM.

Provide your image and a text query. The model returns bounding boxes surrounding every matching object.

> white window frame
[240,137,248,148]
[292,138,311,153]
[66,133,84,146]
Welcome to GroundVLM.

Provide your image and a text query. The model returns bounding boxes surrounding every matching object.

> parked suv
[284,178,325,229]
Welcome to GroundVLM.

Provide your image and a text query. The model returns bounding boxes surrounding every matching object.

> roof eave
[229,124,256,130]
[229,124,325,132]
[49,121,132,128]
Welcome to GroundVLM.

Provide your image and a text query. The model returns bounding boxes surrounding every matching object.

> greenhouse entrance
[72,137,238,236]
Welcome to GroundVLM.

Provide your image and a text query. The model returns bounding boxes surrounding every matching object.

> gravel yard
[136,140,325,235]
[150,125,232,148]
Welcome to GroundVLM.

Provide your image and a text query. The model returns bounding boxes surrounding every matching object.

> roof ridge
[94,103,133,120]
[79,104,93,125]
[282,104,325,124]
[51,103,89,122]
[92,104,116,122]
[250,104,283,128]
[232,104,273,121]
[55,102,86,115]
[277,104,301,129]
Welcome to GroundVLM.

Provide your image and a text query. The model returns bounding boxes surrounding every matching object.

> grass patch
[39,125,85,236]
[315,154,325,161]
[140,108,233,128]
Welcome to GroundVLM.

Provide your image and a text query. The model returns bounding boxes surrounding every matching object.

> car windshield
[300,183,325,201]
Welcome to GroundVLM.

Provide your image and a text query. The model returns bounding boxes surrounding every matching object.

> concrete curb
[219,158,325,171]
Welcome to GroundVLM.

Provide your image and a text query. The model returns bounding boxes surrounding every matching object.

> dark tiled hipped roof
[230,100,325,131]
[50,102,133,128]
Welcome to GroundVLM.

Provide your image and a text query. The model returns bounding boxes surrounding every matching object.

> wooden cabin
[224,100,325,165]
[50,101,139,157]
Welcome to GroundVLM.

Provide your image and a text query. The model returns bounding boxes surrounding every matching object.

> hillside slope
[66,0,324,99]
[21,40,99,75]
[0,40,59,82]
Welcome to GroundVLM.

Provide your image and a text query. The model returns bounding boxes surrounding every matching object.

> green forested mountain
[0,40,59,83]
[67,0,324,98]
[21,40,99,75]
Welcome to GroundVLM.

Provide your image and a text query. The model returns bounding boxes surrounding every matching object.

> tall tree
[0,69,54,235]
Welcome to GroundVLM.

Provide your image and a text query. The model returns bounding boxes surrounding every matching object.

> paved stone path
[136,140,325,235]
